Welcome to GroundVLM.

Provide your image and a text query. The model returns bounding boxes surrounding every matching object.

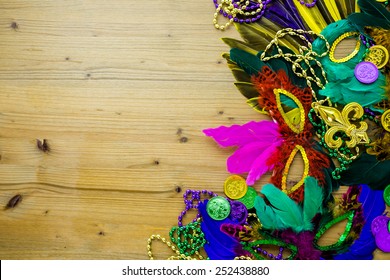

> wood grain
[0,0,389,260]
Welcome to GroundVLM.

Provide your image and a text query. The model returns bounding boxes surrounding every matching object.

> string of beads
[212,0,270,30]
[260,28,330,101]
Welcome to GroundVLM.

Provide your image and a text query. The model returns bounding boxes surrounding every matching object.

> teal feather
[313,20,357,53]
[260,184,303,230]
[230,48,267,76]
[318,69,386,108]
[254,177,324,233]
[254,195,283,230]
[312,19,387,108]
[302,177,324,230]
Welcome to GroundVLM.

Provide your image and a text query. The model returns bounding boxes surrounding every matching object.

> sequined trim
[329,32,361,63]
[281,145,310,195]
[274,88,306,134]
[313,210,355,251]
[242,239,298,260]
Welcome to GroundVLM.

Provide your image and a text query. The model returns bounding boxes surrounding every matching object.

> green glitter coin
[384,185,390,207]
[388,220,390,233]
[206,196,231,221]
[238,187,257,209]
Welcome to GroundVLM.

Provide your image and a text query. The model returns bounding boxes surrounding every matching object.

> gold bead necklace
[213,0,264,31]
[260,28,330,102]
[147,234,206,260]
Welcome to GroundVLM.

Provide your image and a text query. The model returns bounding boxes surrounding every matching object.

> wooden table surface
[0,0,389,260]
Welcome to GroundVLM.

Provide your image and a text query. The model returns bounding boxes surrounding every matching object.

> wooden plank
[0,0,389,260]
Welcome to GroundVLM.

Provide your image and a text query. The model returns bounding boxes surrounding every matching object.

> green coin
[206,196,231,221]
[384,184,390,207]
[238,187,257,209]
[388,220,390,233]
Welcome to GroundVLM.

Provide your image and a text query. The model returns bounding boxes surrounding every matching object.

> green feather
[348,13,390,34]
[347,0,390,34]
[234,23,275,51]
[260,184,303,230]
[221,38,258,56]
[234,82,259,100]
[223,53,253,83]
[246,97,268,115]
[230,48,267,76]
[254,195,283,230]
[254,177,324,233]
[358,0,390,24]
[255,184,304,232]
[235,20,301,54]
[340,153,390,190]
[302,177,323,230]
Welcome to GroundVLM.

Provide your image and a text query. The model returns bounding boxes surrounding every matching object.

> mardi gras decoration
[147,0,390,260]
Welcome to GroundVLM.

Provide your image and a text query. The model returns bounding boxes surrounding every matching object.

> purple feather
[334,185,385,260]
[199,200,244,260]
[264,0,307,32]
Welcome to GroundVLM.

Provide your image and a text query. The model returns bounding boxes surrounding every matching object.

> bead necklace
[169,219,207,257]
[254,246,284,260]
[146,219,208,260]
[179,189,216,227]
[260,28,330,101]
[298,0,317,8]
[212,0,270,30]
[242,238,298,260]
[234,255,254,260]
[147,234,194,260]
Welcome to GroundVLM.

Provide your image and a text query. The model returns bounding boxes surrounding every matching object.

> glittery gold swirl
[312,102,370,149]
[365,45,389,69]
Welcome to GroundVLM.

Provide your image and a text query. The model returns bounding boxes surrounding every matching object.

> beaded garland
[212,0,270,30]
[147,0,390,260]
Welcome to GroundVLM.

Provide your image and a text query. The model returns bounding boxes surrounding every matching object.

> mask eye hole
[242,238,298,260]
[313,210,355,251]
[274,88,305,134]
[329,32,361,63]
[281,145,310,196]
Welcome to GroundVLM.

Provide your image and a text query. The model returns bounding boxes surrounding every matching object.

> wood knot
[5,194,22,209]
[37,139,50,153]
[10,22,19,30]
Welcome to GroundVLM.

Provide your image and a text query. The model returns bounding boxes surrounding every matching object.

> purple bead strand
[299,0,317,8]
[255,246,284,260]
[212,0,272,24]
[178,189,216,227]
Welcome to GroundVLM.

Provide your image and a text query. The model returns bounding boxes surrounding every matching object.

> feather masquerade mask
[147,0,390,260]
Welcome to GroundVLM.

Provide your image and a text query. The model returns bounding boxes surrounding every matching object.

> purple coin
[371,215,390,236]
[229,200,248,224]
[354,61,379,84]
[375,226,390,252]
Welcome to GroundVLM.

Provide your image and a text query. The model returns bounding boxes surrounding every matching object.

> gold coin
[365,45,389,69]
[381,109,390,132]
[223,175,247,200]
